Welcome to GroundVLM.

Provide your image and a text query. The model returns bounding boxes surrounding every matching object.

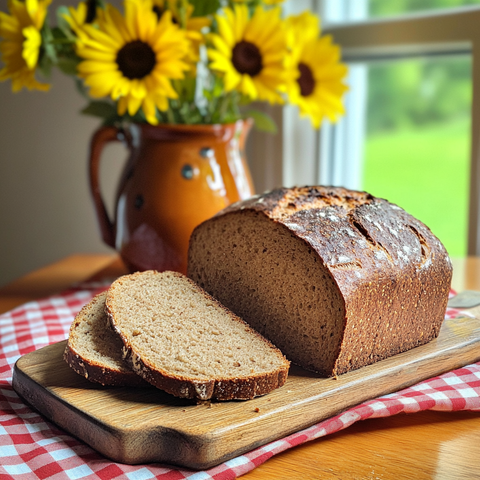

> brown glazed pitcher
[89,120,255,274]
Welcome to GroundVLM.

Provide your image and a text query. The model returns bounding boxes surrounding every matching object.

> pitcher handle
[88,125,129,248]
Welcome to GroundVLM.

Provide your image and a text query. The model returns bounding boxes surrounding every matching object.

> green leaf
[189,0,220,17]
[81,100,117,119]
[243,109,277,134]
[50,26,67,41]
[55,8,75,38]
[40,24,59,64]
[57,56,80,76]
[44,43,58,64]
[37,54,53,79]
[74,77,90,100]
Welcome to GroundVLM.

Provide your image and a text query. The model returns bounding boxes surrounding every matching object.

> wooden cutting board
[12,314,480,470]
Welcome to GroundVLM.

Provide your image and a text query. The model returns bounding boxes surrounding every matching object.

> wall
[0,65,124,287]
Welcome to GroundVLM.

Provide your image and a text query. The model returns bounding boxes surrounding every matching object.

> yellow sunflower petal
[149,72,177,98]
[98,12,125,45]
[105,5,133,43]
[239,74,258,99]
[223,68,242,92]
[75,45,116,62]
[117,95,128,115]
[126,93,142,115]
[233,4,249,43]
[254,79,284,104]
[112,76,132,98]
[207,54,230,71]
[21,25,41,69]
[85,71,122,97]
[0,13,21,38]
[81,24,122,50]
[25,0,38,25]
[216,14,235,48]
[134,2,156,42]
[188,16,210,32]
[131,79,148,99]
[155,94,169,112]
[77,60,118,74]
[142,96,158,125]
[210,34,231,58]
[286,11,320,49]
[123,0,137,40]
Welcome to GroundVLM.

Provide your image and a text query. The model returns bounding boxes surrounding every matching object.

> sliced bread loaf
[64,292,148,387]
[187,186,453,377]
[105,270,290,401]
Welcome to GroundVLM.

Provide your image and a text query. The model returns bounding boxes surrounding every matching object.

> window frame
[248,3,480,254]
[322,5,480,255]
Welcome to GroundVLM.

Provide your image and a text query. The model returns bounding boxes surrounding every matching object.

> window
[368,0,480,19]
[363,56,471,256]
[258,0,480,256]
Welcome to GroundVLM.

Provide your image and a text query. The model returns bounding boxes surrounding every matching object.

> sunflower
[207,4,288,104]
[70,0,190,125]
[285,10,320,49]
[0,0,51,92]
[151,0,210,65]
[286,15,348,128]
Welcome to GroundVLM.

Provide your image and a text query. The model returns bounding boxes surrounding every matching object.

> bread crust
[64,292,149,387]
[124,349,289,401]
[106,271,290,401]
[64,344,148,387]
[188,186,453,376]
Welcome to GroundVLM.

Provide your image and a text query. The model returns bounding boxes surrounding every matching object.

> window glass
[361,56,471,256]
[368,0,480,18]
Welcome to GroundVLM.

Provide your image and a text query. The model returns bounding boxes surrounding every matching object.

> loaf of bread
[187,186,453,377]
[105,270,290,401]
[64,292,148,387]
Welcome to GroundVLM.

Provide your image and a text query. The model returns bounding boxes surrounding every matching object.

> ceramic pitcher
[89,120,255,274]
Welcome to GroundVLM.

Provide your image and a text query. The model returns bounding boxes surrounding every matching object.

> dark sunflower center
[298,62,315,97]
[231,41,263,76]
[116,41,156,80]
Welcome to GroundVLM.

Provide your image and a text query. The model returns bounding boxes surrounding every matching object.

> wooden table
[1,254,480,479]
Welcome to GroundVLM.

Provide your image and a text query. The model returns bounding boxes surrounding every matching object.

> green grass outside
[362,118,470,257]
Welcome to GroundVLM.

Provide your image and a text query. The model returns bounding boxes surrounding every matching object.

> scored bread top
[219,186,447,265]
[215,186,453,298]
[64,292,148,387]
[105,270,290,401]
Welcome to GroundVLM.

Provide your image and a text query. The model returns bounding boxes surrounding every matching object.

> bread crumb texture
[106,271,289,400]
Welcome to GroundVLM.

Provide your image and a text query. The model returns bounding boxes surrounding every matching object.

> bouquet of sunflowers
[0,0,348,130]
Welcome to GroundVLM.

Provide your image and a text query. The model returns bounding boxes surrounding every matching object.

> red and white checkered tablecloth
[1,284,480,480]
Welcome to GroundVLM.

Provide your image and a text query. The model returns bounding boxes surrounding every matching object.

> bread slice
[105,270,290,401]
[187,186,453,377]
[64,292,148,387]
